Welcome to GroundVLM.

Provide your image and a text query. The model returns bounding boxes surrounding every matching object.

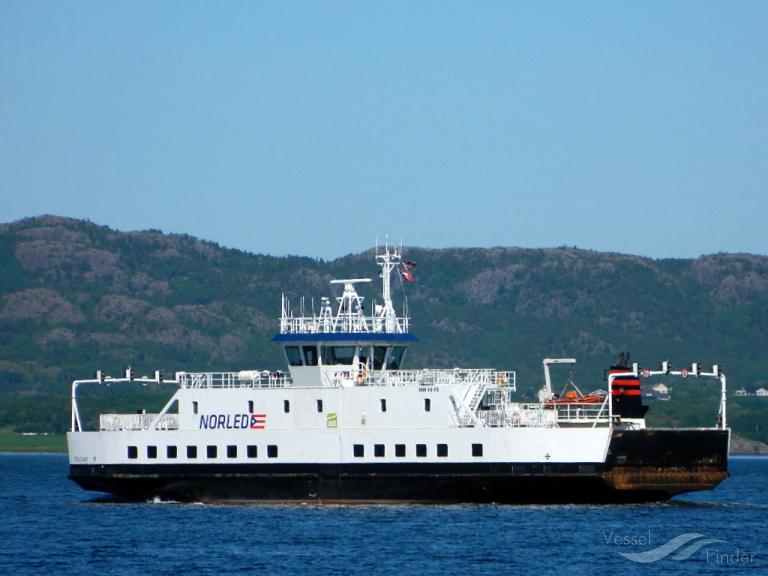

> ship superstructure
[67,244,729,503]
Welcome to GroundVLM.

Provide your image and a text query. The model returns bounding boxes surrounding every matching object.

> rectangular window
[353,444,365,457]
[227,445,237,459]
[472,443,483,457]
[386,346,406,370]
[437,444,448,457]
[192,401,198,414]
[187,445,197,459]
[267,445,278,458]
[247,445,258,458]
[322,346,356,365]
[372,346,387,370]
[374,444,385,457]
[147,445,157,459]
[248,400,254,413]
[302,345,318,366]
[207,445,217,459]
[127,446,138,459]
[167,446,177,459]
[380,398,387,412]
[284,400,290,413]
[285,346,303,366]
[317,399,323,413]
[416,444,427,457]
[424,398,431,412]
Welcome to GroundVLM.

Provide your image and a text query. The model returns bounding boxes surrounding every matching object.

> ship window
[187,445,197,459]
[472,443,483,457]
[248,400,254,413]
[302,346,318,366]
[147,446,157,459]
[285,346,303,366]
[192,401,199,415]
[167,446,177,459]
[424,398,431,412]
[416,444,427,457]
[374,444,385,457]
[317,399,323,413]
[227,445,237,458]
[207,445,217,459]
[386,347,405,370]
[437,444,448,457]
[284,400,290,413]
[127,446,138,459]
[395,444,406,457]
[380,398,387,412]
[267,445,278,458]
[353,444,364,457]
[372,346,387,370]
[247,445,257,458]
[322,346,356,365]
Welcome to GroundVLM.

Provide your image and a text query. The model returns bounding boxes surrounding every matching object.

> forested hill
[1,215,767,440]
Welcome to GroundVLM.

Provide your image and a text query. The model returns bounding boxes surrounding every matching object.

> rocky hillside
[1,216,767,438]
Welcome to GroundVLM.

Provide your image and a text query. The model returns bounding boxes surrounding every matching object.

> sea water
[0,454,765,575]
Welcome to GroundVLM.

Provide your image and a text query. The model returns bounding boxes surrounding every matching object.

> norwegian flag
[250,414,267,429]
[400,269,414,282]
[403,259,417,269]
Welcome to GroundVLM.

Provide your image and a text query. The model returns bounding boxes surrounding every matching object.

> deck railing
[99,413,179,431]
[361,368,516,389]
[177,371,291,389]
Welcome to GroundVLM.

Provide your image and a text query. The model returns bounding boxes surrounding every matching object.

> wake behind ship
[67,244,729,503]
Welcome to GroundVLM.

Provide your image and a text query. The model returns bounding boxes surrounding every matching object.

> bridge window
[187,445,197,459]
[322,346,356,365]
[386,347,405,370]
[437,444,448,457]
[285,346,303,366]
[147,446,157,459]
[372,346,387,370]
[167,446,177,459]
[127,446,138,459]
[416,444,427,457]
[302,346,318,366]
[395,444,406,457]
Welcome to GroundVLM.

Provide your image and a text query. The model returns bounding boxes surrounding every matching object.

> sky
[1,1,767,260]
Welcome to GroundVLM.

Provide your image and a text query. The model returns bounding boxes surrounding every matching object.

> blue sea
[0,454,765,575]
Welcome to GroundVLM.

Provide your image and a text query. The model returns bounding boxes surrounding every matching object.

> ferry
[67,244,729,503]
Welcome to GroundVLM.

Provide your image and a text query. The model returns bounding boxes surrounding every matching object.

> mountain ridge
[1,215,766,440]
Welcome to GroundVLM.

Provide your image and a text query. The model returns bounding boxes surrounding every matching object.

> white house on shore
[756,387,768,397]
[652,383,671,395]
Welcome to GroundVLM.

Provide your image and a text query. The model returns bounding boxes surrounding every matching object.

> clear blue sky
[1,1,766,259]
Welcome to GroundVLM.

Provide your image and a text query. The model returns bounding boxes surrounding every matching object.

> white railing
[550,401,610,424]
[177,371,291,389]
[280,314,410,335]
[99,413,179,431]
[365,368,516,389]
